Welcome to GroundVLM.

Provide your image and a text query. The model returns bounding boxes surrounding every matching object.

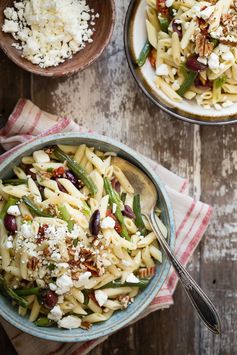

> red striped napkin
[0,99,212,355]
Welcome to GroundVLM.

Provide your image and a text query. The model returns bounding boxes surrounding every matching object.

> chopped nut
[27,256,39,271]
[195,33,214,57]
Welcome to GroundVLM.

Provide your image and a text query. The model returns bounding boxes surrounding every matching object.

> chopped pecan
[118,295,130,309]
[80,321,92,330]
[84,260,99,276]
[27,256,39,271]
[43,247,50,257]
[195,33,214,57]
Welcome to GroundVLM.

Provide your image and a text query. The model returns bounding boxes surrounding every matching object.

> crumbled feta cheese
[197,57,208,65]
[2,20,18,33]
[101,216,115,229]
[2,0,99,68]
[20,223,33,238]
[49,283,57,291]
[58,315,81,329]
[208,53,219,70]
[56,275,73,295]
[156,64,169,76]
[5,241,13,249]
[126,273,140,283]
[48,305,63,322]
[218,44,229,53]
[73,271,91,288]
[199,6,214,20]
[165,0,174,7]
[7,205,21,216]
[222,52,234,62]
[94,290,108,306]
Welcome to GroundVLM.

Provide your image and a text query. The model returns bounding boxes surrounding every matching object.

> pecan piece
[27,256,39,271]
[195,33,214,57]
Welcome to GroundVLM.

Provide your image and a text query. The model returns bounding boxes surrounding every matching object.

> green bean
[104,178,129,240]
[0,197,18,220]
[35,317,55,327]
[102,278,150,290]
[2,179,27,186]
[177,71,198,97]
[82,290,90,305]
[58,205,74,232]
[104,178,122,207]
[133,195,147,236]
[22,196,52,217]
[15,287,40,296]
[159,17,169,32]
[137,40,151,67]
[0,275,28,308]
[53,146,97,195]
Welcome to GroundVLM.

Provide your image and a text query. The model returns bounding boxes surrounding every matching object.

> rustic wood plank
[200,126,237,355]
[31,2,200,354]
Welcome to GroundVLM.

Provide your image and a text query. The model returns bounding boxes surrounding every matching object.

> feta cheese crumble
[48,305,63,322]
[56,274,73,295]
[94,290,108,307]
[7,205,21,216]
[2,0,99,68]
[101,216,115,229]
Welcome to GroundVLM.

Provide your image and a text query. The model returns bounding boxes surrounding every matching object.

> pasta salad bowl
[124,0,237,125]
[0,132,175,342]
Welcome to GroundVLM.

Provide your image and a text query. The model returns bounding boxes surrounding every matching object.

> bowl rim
[0,132,175,342]
[123,0,237,126]
[0,0,115,77]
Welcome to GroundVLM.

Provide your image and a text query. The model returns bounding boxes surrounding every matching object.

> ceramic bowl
[0,132,175,342]
[124,0,237,125]
[0,0,115,77]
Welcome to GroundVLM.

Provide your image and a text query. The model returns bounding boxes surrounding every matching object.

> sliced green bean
[133,195,147,236]
[102,278,150,290]
[15,287,40,296]
[2,179,27,186]
[104,178,129,240]
[0,275,28,308]
[177,71,198,97]
[22,196,52,217]
[58,205,74,232]
[53,146,97,195]
[0,197,18,220]
[35,317,55,327]
[137,40,151,67]
[159,17,169,32]
[121,192,127,204]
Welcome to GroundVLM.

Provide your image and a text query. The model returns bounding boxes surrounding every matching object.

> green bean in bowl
[0,144,166,330]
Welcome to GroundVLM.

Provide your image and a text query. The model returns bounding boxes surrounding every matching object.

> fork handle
[149,212,221,335]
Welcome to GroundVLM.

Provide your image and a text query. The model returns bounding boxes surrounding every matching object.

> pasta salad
[0,144,165,330]
[139,0,237,109]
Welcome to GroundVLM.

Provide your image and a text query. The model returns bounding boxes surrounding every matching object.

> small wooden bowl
[0,0,115,77]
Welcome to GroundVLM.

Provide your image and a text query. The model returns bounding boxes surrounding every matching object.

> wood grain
[0,1,236,355]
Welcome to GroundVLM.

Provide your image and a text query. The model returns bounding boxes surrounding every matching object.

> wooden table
[0,2,236,354]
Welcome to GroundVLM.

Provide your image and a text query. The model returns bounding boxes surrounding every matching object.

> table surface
[0,2,236,355]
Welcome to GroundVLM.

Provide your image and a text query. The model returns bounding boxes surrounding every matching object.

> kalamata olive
[65,170,78,186]
[186,56,207,72]
[122,205,136,219]
[4,214,17,233]
[89,209,100,236]
[40,289,58,309]
[55,178,67,193]
[172,20,182,39]
[194,77,212,89]
[111,178,121,193]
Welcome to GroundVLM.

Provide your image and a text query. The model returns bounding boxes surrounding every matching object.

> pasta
[0,144,166,330]
[140,0,237,109]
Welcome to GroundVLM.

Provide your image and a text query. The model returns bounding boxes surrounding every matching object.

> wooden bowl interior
[0,0,115,77]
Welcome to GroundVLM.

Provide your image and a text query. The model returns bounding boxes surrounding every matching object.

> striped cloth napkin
[0,99,212,355]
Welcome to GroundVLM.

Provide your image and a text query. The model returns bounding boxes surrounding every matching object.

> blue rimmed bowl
[0,132,175,342]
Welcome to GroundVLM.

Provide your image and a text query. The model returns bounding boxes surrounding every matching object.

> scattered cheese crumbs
[94,290,108,307]
[58,315,81,329]
[49,283,57,291]
[198,6,214,20]
[126,273,140,283]
[56,274,73,295]
[2,0,99,68]
[208,53,219,70]
[48,305,63,322]
[156,64,169,76]
[101,216,115,229]
[165,0,174,7]
[73,271,91,288]
[7,205,21,216]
